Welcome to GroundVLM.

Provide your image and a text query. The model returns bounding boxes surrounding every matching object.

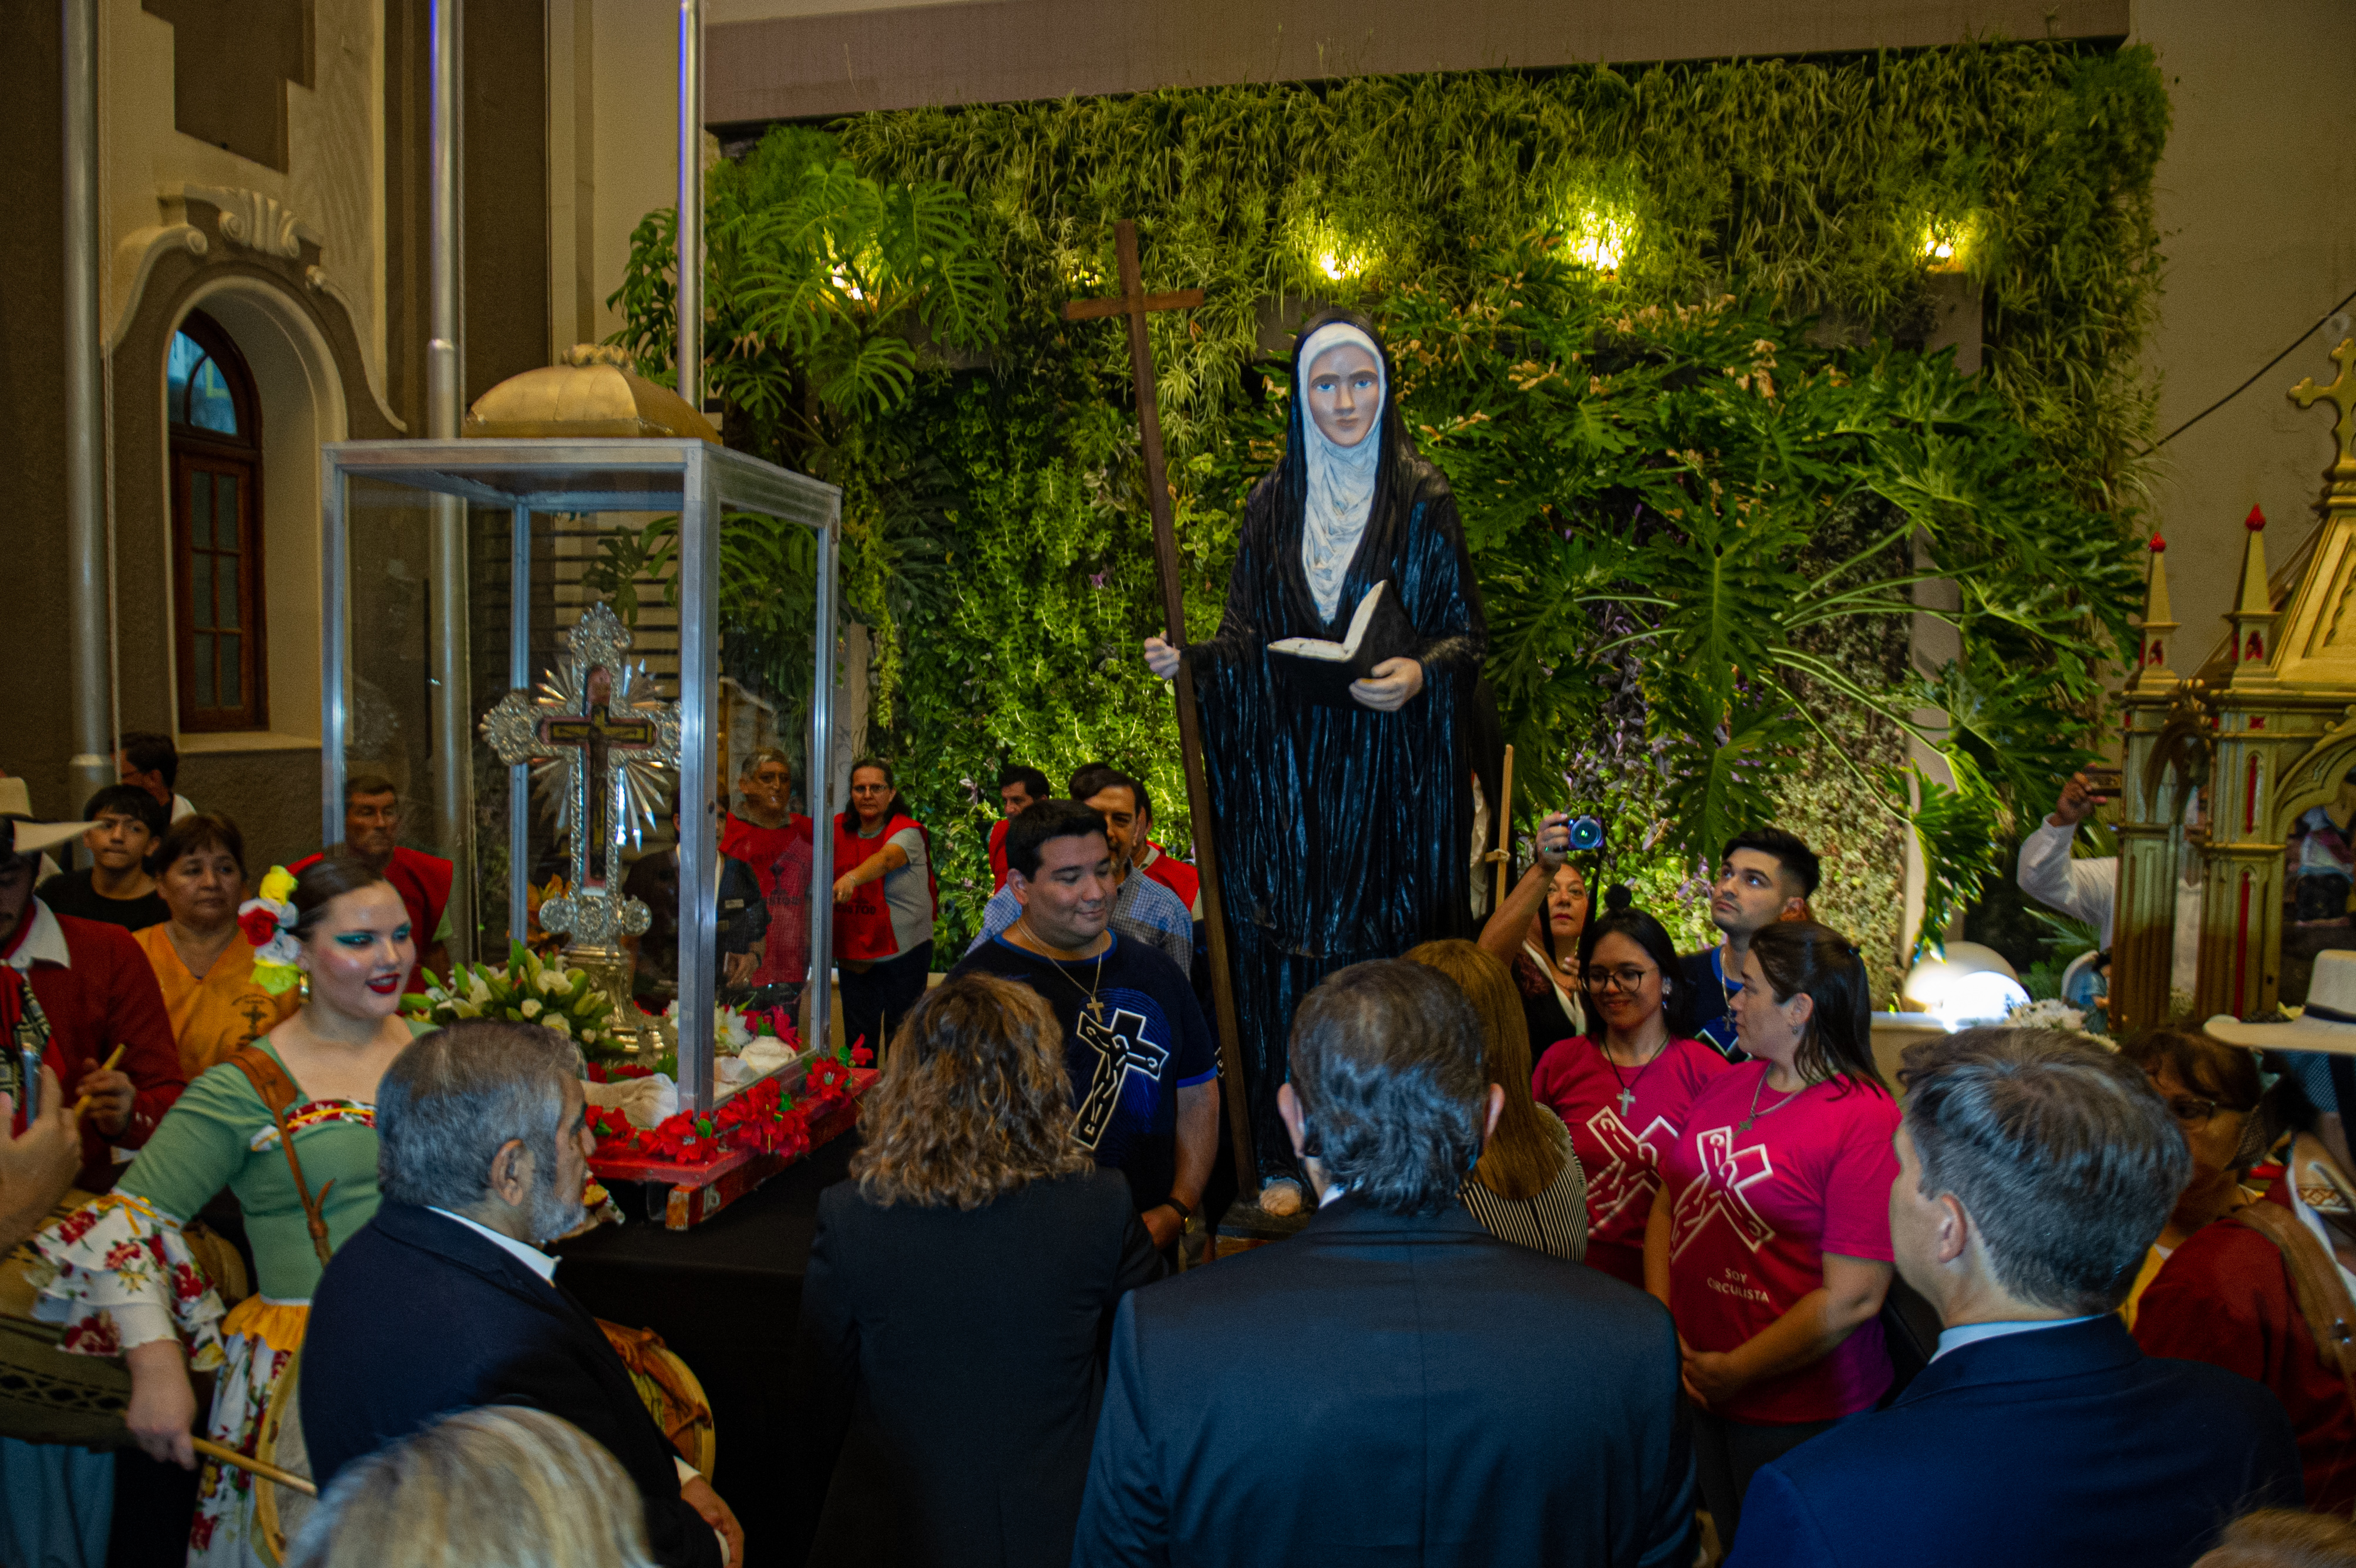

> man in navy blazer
[1072,961,1695,1567]
[1728,1027,2301,1568]
[302,1021,738,1568]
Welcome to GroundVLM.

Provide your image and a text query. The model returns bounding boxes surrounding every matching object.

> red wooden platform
[590,1066,875,1230]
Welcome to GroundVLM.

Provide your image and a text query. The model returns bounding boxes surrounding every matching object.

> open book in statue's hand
[1268,581,1414,709]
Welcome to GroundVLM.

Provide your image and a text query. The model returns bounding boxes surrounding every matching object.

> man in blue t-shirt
[950,799,1217,1253]
[1678,826,1818,1061]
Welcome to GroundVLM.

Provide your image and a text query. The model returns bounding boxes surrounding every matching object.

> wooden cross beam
[1062,220,1257,1187]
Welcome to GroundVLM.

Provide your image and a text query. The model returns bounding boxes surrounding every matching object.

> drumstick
[1492,745,1515,911]
[191,1436,318,1498]
[73,1045,126,1119]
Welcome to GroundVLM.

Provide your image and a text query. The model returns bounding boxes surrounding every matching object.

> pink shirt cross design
[1533,1034,1731,1289]
[1661,1061,1903,1425]
[1668,1125,1776,1260]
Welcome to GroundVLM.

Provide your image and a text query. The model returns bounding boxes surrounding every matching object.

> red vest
[989,818,1011,892]
[834,813,926,962]
[2,907,186,1190]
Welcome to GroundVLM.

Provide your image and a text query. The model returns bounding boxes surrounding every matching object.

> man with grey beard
[301,1020,741,1567]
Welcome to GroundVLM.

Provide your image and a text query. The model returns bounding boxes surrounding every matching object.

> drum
[252,1349,315,1566]
[0,1192,130,1446]
[597,1319,718,1478]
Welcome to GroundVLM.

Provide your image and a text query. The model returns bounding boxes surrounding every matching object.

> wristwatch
[1160,1196,1194,1223]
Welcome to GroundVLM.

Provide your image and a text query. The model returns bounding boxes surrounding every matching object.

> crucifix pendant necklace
[1741,1069,1805,1132]
[1602,1031,1667,1117]
[1021,917,1109,1021]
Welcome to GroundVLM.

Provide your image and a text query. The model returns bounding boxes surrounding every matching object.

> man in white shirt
[1726,1027,2300,1568]
[2015,772,2203,998]
[304,1021,740,1567]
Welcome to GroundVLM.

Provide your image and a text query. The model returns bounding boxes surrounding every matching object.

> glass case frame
[319,438,843,1111]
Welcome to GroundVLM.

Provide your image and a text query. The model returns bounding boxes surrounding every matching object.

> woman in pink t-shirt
[1532,887,1732,1287]
[1644,918,1899,1546]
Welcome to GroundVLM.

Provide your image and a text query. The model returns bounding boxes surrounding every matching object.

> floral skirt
[189,1296,307,1568]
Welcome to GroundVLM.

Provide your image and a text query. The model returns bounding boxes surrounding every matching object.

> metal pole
[806,508,837,1062]
[509,503,532,950]
[676,450,717,1112]
[320,451,348,842]
[62,0,112,812]
[675,0,702,410]
[427,0,474,964]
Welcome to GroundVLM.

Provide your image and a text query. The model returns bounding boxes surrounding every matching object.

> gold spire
[2227,504,2280,687]
[2131,533,2177,688]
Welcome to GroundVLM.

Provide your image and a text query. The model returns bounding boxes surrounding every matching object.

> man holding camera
[2015,772,2202,998]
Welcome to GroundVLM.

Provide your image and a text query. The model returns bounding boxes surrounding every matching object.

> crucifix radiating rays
[480,601,681,948]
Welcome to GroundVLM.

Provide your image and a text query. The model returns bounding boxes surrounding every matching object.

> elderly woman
[1406,939,1587,1261]
[793,973,1161,1568]
[2113,1028,2267,1327]
[288,1407,657,1568]
[132,813,299,1078]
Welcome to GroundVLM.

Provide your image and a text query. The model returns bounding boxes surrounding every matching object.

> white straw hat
[2203,948,2356,1057]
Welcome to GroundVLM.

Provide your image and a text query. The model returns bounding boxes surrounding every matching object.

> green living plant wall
[614,43,2166,990]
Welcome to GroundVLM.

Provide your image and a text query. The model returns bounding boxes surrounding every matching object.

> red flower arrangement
[588,1041,857,1167]
[237,906,282,947]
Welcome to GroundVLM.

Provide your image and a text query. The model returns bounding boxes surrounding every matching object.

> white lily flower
[521,998,543,1019]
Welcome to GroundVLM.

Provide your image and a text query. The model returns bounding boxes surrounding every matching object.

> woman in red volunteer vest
[833,759,934,1056]
[1645,918,1899,1549]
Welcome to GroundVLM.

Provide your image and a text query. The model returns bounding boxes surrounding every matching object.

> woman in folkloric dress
[34,856,413,1565]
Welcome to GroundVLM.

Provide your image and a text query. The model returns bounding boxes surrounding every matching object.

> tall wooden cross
[1062,220,1257,1185]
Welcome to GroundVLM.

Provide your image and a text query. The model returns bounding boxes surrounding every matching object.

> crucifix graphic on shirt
[1668,1126,1776,1260]
[1072,1005,1169,1152]
[1583,1107,1679,1228]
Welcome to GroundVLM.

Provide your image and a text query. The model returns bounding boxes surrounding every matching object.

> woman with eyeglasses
[2112,1030,2267,1327]
[1643,918,1898,1549]
[1530,886,1731,1288]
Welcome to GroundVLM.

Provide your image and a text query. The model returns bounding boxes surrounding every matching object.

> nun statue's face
[1303,342,1381,447]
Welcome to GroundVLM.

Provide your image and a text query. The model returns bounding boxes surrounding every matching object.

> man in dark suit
[302,1021,739,1568]
[1728,1027,2303,1568]
[1071,960,1695,1567]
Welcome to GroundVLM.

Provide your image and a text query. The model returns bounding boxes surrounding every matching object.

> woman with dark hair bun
[1530,886,1731,1287]
[1644,918,1899,1547]
[32,854,414,1562]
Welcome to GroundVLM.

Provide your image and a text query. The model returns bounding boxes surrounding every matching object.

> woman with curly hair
[792,972,1163,1568]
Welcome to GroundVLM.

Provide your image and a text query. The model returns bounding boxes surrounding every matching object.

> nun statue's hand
[1350,658,1425,711]
[1143,637,1182,680]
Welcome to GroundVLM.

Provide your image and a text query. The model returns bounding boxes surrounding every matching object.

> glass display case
[320,438,842,1111]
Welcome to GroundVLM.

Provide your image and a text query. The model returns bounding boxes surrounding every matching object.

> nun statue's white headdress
[1294,321,1386,624]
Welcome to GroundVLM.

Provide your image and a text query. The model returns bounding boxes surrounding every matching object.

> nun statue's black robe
[1182,310,1486,1187]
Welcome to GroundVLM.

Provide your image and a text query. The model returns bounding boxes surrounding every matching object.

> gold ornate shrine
[2114,339,2356,1032]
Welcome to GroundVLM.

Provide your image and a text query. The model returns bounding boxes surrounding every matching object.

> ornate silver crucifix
[480,601,681,1044]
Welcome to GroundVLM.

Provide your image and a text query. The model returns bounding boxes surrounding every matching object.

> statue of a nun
[1143,309,1486,1212]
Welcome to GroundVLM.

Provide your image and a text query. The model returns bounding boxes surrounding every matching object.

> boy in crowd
[37,785,171,931]
[1679,828,1817,1059]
